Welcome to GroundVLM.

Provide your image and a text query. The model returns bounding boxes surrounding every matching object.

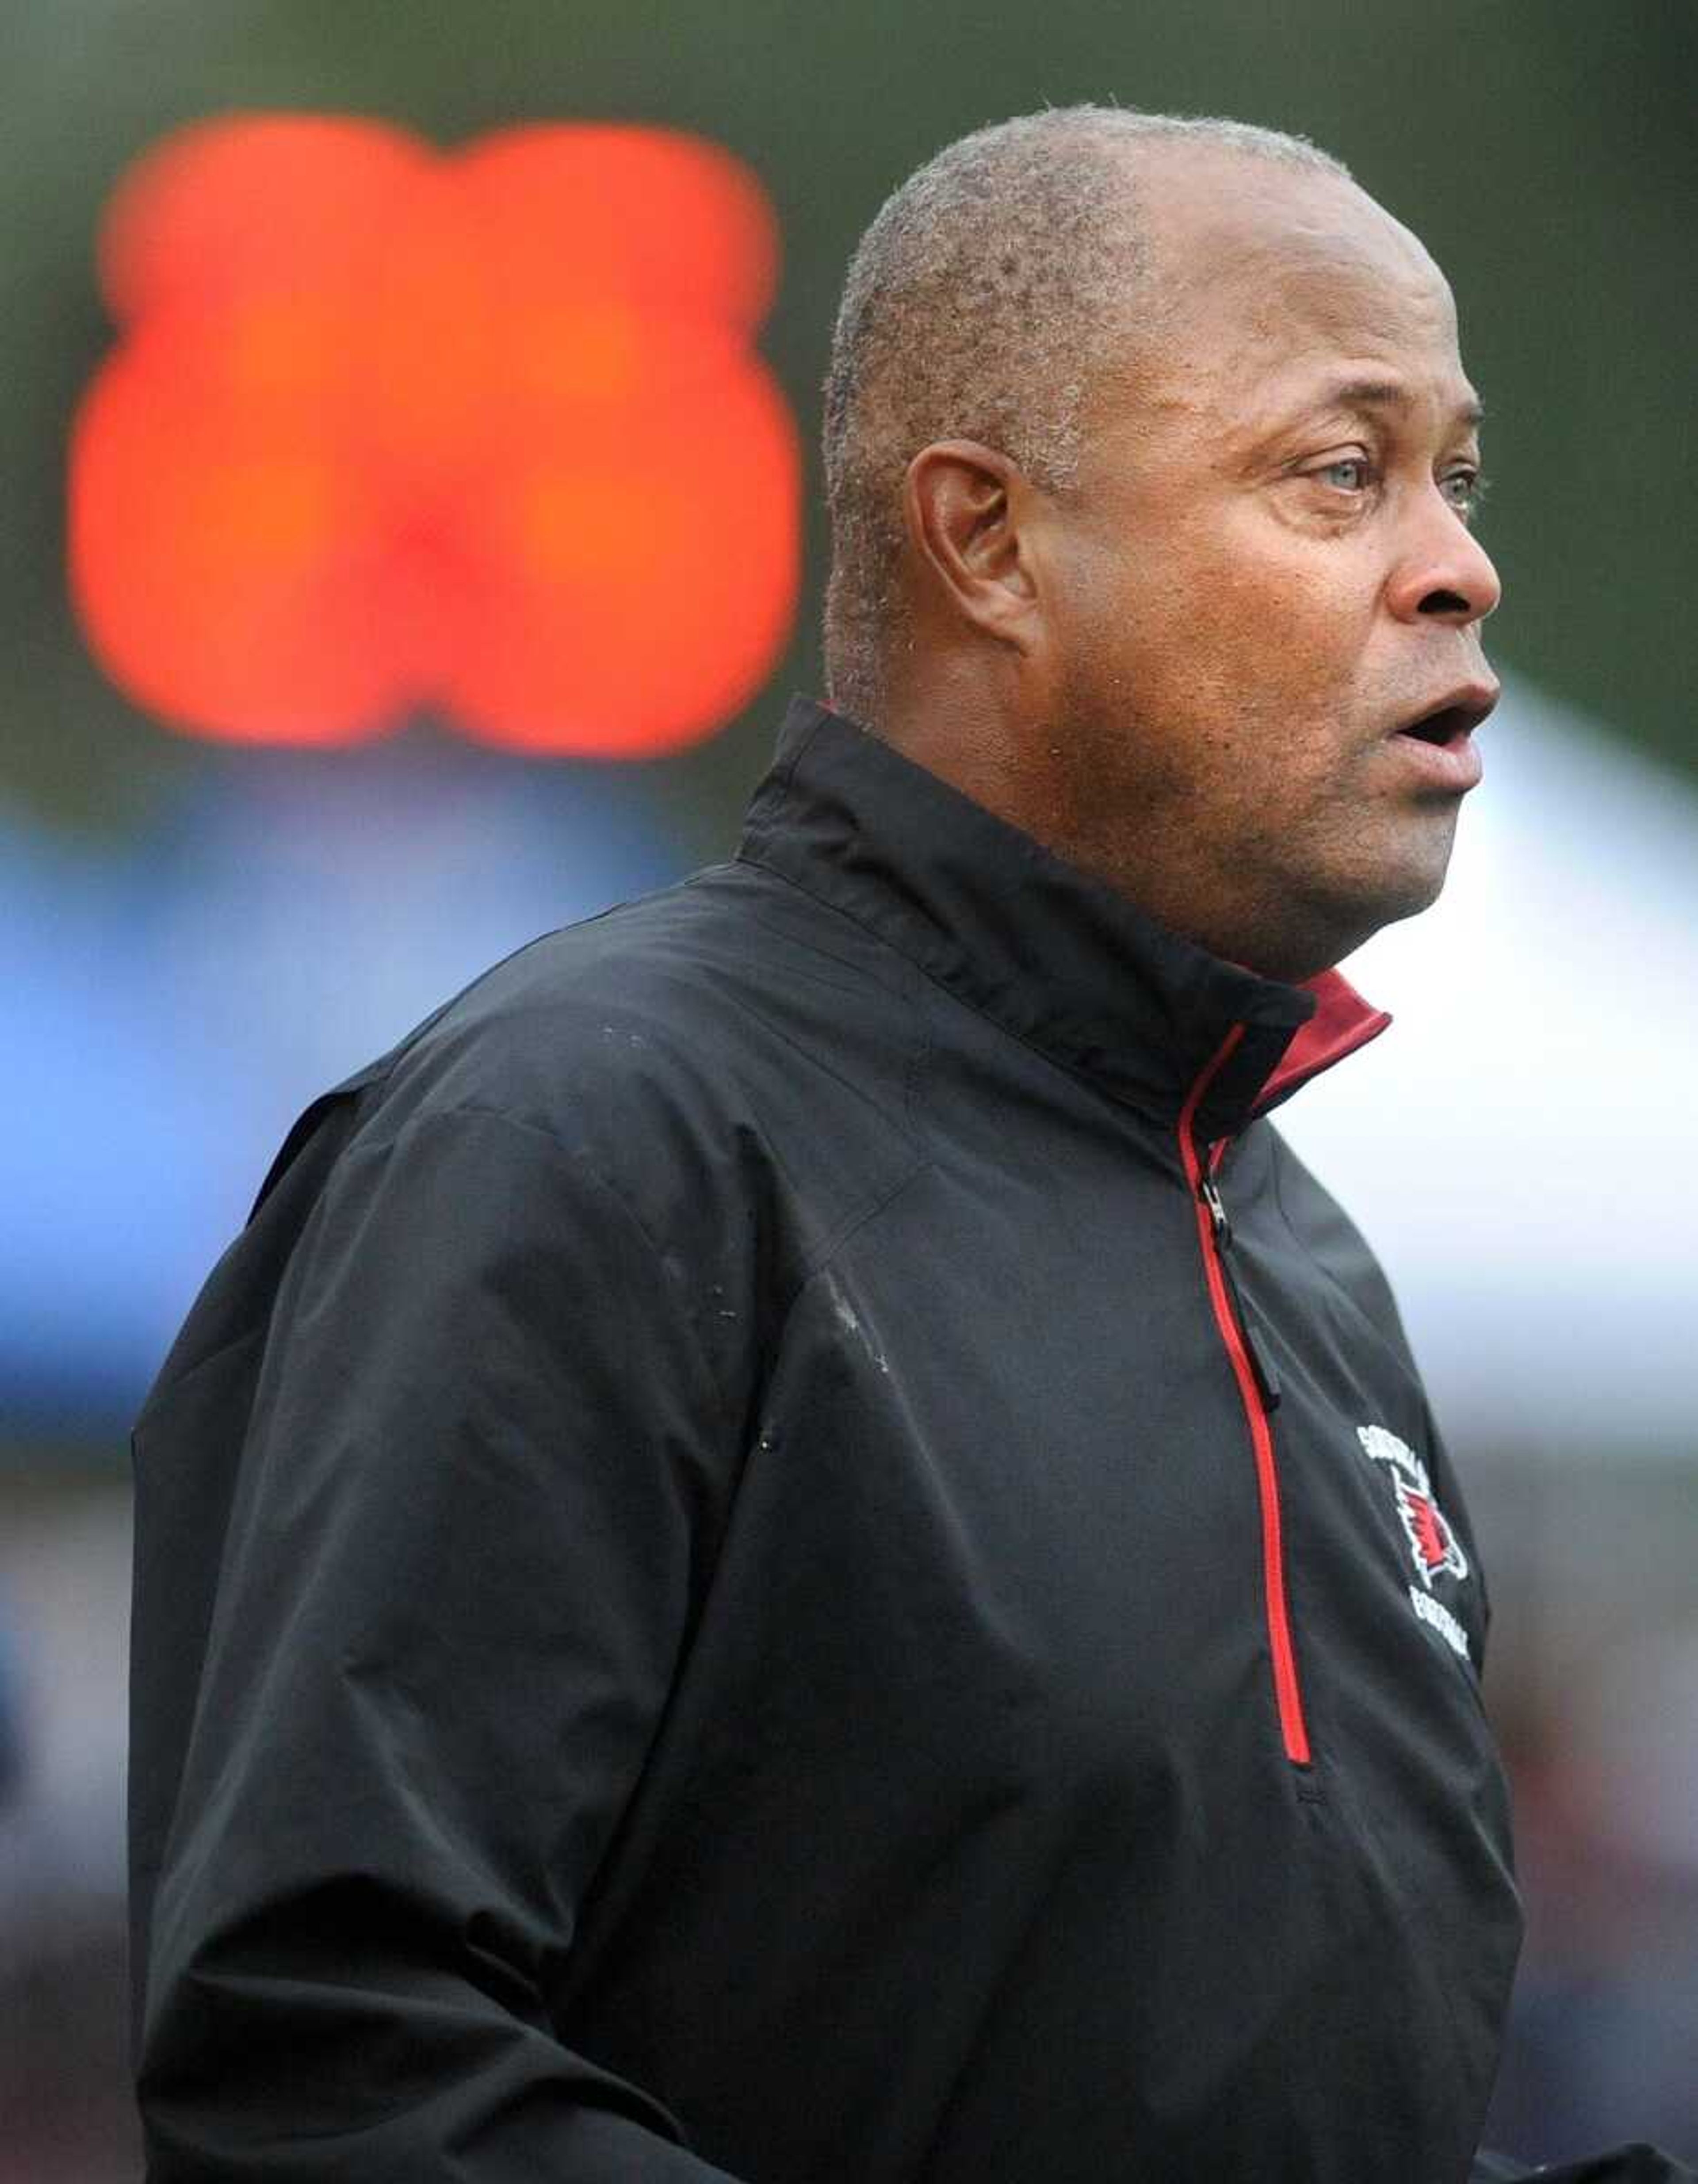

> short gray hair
[820,106,1351,727]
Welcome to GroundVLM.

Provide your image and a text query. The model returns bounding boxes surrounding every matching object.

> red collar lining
[1254,968,1391,1115]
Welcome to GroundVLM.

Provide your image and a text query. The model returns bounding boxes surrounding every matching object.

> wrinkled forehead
[1119,147,1467,410]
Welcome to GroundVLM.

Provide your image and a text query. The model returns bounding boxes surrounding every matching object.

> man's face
[1031,150,1500,981]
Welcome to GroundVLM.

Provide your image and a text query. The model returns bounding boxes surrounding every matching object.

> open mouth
[1396,705,1476,748]
[1392,686,1498,747]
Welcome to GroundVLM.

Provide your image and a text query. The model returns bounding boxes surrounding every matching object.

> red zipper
[1178,1026,1313,1769]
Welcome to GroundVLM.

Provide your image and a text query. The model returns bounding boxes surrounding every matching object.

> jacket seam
[738,708,829,846]
[1266,1131,1411,1360]
[342,1102,742,1451]
[793,1149,936,1295]
[734,853,1175,1140]
[343,1098,941,1438]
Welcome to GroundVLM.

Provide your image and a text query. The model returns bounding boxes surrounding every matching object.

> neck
[839,682,1351,987]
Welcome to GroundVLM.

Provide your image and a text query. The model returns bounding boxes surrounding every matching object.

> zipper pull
[1199,1172,1232,1251]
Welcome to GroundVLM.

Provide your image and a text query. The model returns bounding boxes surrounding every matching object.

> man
[127,109,1687,2182]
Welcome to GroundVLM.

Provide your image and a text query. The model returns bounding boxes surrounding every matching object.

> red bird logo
[1357,1424,1469,1591]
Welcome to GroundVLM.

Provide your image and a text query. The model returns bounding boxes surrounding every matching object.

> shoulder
[391,858,920,1145]
[255,857,931,1302]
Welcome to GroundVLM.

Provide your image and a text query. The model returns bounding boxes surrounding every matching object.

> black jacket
[131,696,1525,2182]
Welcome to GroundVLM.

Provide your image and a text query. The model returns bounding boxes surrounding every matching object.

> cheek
[1203,589,1382,813]
[1195,537,1359,681]
[1055,511,1373,786]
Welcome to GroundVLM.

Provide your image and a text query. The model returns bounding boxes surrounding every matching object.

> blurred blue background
[1,4,1694,2176]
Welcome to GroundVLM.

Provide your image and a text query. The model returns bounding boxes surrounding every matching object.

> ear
[903,440,1042,650]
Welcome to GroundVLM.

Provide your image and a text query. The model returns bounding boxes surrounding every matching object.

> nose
[1384,488,1502,628]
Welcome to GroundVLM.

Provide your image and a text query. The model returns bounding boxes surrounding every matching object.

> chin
[1344,868,1453,952]
[1350,815,1460,924]
[1285,858,1453,976]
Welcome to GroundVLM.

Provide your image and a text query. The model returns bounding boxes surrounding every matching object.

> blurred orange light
[69,115,799,754]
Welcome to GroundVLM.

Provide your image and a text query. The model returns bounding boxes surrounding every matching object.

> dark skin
[880,145,1501,984]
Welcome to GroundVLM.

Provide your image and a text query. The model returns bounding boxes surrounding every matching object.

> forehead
[1110,149,1476,433]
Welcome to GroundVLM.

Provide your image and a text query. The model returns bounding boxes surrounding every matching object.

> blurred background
[1,1,1694,2174]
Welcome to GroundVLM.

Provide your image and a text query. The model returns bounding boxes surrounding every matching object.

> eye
[1440,467,1487,519]
[1314,455,1373,493]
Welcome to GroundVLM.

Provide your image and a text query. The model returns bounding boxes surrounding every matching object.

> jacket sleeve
[130,1102,749,2182]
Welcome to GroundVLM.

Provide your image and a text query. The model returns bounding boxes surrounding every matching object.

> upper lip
[1391,678,1501,740]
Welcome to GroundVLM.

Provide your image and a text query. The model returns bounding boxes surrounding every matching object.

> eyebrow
[1320,376,1486,428]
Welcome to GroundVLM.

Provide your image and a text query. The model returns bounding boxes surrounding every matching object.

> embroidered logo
[1356,1424,1469,1591]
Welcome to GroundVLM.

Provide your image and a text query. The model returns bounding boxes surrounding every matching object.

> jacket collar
[737,696,1388,1141]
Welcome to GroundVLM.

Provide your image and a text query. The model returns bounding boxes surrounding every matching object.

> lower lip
[1389,728,1484,792]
